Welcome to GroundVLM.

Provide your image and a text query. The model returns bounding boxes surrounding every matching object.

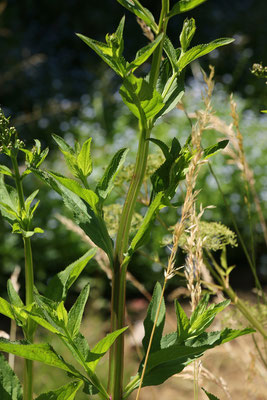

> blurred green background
[0,0,266,303]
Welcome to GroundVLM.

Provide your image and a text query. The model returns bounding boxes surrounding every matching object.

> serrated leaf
[86,327,128,372]
[35,380,83,400]
[126,33,164,73]
[0,352,23,400]
[142,282,166,354]
[163,36,178,72]
[33,294,67,335]
[0,339,76,374]
[202,388,220,400]
[203,140,229,159]
[120,75,164,121]
[128,192,164,255]
[77,138,93,178]
[175,300,190,343]
[168,0,207,17]
[180,18,196,52]
[177,38,234,71]
[96,147,128,203]
[116,0,157,31]
[160,332,178,349]
[52,134,74,154]
[0,297,14,320]
[31,169,113,261]
[7,280,24,308]
[0,165,13,177]
[76,34,124,76]
[156,71,185,118]
[68,284,90,338]
[45,248,96,302]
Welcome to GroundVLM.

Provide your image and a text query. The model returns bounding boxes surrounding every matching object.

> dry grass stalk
[136,18,154,42]
[55,213,151,301]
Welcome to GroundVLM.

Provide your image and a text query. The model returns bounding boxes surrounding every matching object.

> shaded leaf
[68,284,90,338]
[35,380,83,400]
[202,388,220,400]
[203,140,229,159]
[175,300,190,343]
[168,0,207,17]
[0,165,12,177]
[142,282,165,354]
[116,0,156,31]
[0,352,23,400]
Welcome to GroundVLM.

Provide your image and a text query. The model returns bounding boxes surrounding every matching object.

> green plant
[0,1,255,400]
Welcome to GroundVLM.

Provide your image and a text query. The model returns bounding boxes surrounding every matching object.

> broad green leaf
[120,75,164,122]
[180,18,196,52]
[203,140,229,159]
[163,37,178,72]
[52,134,74,154]
[45,249,96,302]
[189,299,230,336]
[175,300,190,343]
[31,169,113,261]
[0,352,23,400]
[0,165,12,177]
[177,38,234,71]
[126,33,164,74]
[142,282,166,354]
[160,332,178,349]
[116,0,157,32]
[148,138,170,159]
[56,301,68,326]
[202,388,220,400]
[47,172,99,214]
[96,148,128,203]
[0,177,18,224]
[190,293,210,325]
[24,308,62,335]
[67,283,90,338]
[155,70,184,118]
[185,327,254,348]
[52,135,80,178]
[7,280,24,308]
[73,333,91,362]
[168,0,207,17]
[0,339,76,374]
[0,297,14,320]
[77,138,92,178]
[128,192,164,255]
[35,380,83,400]
[33,294,67,335]
[86,327,128,372]
[76,34,124,77]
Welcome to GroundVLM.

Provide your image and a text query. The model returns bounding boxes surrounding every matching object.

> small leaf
[168,0,207,17]
[0,339,76,374]
[0,165,13,177]
[163,36,178,72]
[7,280,24,308]
[45,249,96,302]
[116,0,156,31]
[0,297,14,320]
[68,283,90,338]
[175,300,190,343]
[96,147,128,203]
[128,192,164,255]
[86,327,128,372]
[77,138,93,178]
[126,33,164,73]
[52,134,74,154]
[177,38,234,71]
[180,18,196,52]
[35,380,83,400]
[203,140,229,159]
[0,352,23,400]
[142,282,165,354]
[202,388,220,400]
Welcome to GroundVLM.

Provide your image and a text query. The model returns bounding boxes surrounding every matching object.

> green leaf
[189,299,231,336]
[52,134,74,154]
[52,135,81,178]
[67,283,90,339]
[126,33,164,74]
[202,388,220,400]
[168,0,208,17]
[25,190,39,213]
[24,306,62,335]
[0,165,13,177]
[7,280,24,308]
[31,169,113,261]
[189,293,210,325]
[0,297,14,320]
[180,18,196,52]
[120,75,164,122]
[203,140,229,159]
[47,172,99,214]
[116,0,157,31]
[142,282,166,354]
[177,38,234,71]
[76,34,124,77]
[45,248,96,302]
[175,300,190,343]
[86,327,128,372]
[0,352,23,400]
[77,138,93,178]
[163,36,178,72]
[35,380,83,400]
[32,294,67,335]
[96,147,128,203]
[0,339,77,374]
[148,139,170,159]
[0,177,18,224]
[128,192,164,255]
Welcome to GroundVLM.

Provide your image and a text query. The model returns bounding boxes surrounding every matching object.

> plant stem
[11,154,35,400]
